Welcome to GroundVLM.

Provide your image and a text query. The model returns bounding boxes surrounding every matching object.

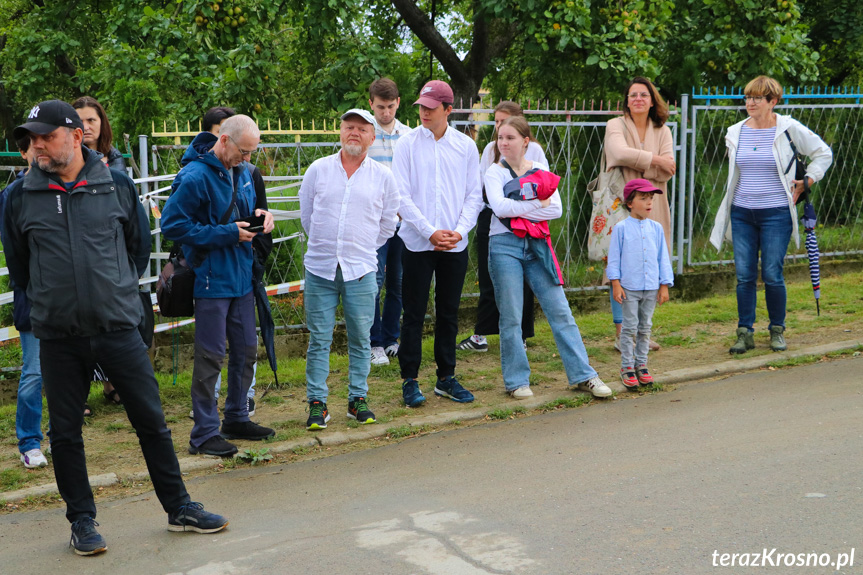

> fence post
[677,94,688,275]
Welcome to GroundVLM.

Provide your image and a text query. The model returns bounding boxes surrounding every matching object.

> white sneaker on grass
[371,346,390,366]
[510,386,533,399]
[384,343,399,357]
[576,376,613,398]
[21,448,48,468]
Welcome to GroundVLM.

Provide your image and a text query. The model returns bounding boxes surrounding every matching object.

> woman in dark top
[72,96,126,171]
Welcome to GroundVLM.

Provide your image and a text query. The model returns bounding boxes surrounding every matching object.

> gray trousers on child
[620,288,658,369]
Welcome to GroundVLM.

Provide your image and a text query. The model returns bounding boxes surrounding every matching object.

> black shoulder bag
[784,130,810,205]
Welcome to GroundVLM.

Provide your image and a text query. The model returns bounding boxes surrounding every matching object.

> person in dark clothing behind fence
[162,114,276,457]
[1,100,228,556]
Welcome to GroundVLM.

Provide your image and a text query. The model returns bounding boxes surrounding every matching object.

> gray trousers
[620,288,658,369]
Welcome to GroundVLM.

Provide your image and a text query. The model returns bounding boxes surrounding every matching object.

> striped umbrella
[801,200,821,316]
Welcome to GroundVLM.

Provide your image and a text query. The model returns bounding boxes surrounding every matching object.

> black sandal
[103,388,123,405]
[83,403,93,417]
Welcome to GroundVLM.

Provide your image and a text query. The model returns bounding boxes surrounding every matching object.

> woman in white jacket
[709,76,832,354]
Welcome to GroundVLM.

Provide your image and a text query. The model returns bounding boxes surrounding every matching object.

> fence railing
[2,92,862,342]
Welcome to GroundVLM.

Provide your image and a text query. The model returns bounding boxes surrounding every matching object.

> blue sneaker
[402,378,426,407]
[434,376,474,403]
[168,502,228,533]
[70,517,107,556]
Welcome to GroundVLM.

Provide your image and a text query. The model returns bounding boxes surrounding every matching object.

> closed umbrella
[801,200,821,316]
[252,256,280,397]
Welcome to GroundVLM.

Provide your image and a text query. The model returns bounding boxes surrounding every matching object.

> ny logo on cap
[28,106,40,119]
[65,117,73,124]
[421,86,433,94]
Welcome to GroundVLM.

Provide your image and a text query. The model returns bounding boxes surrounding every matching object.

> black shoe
[247,397,256,417]
[168,502,229,534]
[220,420,275,441]
[70,517,107,556]
[188,436,238,457]
[306,400,330,430]
[434,376,475,403]
[347,397,377,424]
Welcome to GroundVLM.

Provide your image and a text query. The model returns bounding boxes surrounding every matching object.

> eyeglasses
[228,135,257,156]
[628,92,651,100]
[744,96,766,103]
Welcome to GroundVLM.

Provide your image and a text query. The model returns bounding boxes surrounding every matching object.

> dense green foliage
[0,0,860,145]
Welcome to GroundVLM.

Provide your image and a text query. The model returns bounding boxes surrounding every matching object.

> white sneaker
[384,343,399,357]
[577,376,613,398]
[510,386,533,399]
[21,448,48,468]
[371,346,390,366]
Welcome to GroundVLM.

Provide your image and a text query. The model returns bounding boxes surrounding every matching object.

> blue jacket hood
[181,132,219,166]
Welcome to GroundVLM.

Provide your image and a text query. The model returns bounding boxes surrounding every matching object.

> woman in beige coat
[603,77,676,350]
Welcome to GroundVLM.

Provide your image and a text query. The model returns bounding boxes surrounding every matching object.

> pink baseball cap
[623,178,663,202]
[414,80,454,108]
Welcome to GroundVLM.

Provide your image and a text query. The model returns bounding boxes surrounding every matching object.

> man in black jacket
[1,100,228,556]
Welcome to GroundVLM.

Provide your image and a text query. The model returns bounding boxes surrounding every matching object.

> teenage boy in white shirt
[392,80,484,407]
[299,109,400,430]
[367,78,412,366]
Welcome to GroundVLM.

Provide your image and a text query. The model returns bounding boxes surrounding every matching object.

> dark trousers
[40,328,189,523]
[371,233,404,348]
[474,207,535,338]
[399,248,469,380]
[191,293,257,447]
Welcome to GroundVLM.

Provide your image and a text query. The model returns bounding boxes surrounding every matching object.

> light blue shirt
[368,119,412,168]
[606,216,674,290]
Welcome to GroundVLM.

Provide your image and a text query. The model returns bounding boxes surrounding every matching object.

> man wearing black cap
[1,100,228,556]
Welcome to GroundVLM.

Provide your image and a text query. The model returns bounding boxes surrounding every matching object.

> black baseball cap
[13,100,84,140]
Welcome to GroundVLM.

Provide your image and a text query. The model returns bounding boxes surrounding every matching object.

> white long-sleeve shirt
[299,152,399,281]
[484,161,561,236]
[392,125,483,252]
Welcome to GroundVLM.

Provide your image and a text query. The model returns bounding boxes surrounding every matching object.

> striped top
[368,118,412,168]
[732,125,787,209]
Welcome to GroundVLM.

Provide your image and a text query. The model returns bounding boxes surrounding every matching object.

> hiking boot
[620,367,639,390]
[510,386,533,399]
[220,420,275,441]
[168,502,229,534]
[769,326,787,352]
[306,400,330,430]
[434,376,475,403]
[729,327,755,354]
[402,378,426,407]
[576,376,613,398]
[347,397,377,424]
[21,448,48,469]
[635,366,654,386]
[247,397,256,417]
[456,335,488,352]
[384,343,400,357]
[188,436,238,457]
[371,346,390,366]
[70,517,107,556]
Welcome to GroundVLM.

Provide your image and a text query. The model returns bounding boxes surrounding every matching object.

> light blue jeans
[489,233,598,391]
[17,330,44,453]
[619,288,658,369]
[305,268,377,403]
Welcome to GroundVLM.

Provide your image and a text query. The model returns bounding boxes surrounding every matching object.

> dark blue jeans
[40,328,189,522]
[371,233,404,348]
[730,205,793,331]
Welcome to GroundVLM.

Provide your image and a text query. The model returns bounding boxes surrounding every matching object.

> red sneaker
[620,367,639,389]
[636,366,654,386]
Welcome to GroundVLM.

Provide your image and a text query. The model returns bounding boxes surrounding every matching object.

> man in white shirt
[299,109,400,430]
[367,78,412,366]
[392,80,484,407]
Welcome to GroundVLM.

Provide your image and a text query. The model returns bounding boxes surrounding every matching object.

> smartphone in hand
[236,214,265,232]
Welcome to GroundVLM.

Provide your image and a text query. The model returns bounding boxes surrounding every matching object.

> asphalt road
[2,357,861,574]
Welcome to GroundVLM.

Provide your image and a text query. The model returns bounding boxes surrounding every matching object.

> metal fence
[2,91,863,341]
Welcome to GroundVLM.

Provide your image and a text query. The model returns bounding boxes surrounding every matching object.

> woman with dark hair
[457,101,548,353]
[72,96,126,171]
[709,75,831,353]
[603,77,676,351]
[486,116,610,400]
